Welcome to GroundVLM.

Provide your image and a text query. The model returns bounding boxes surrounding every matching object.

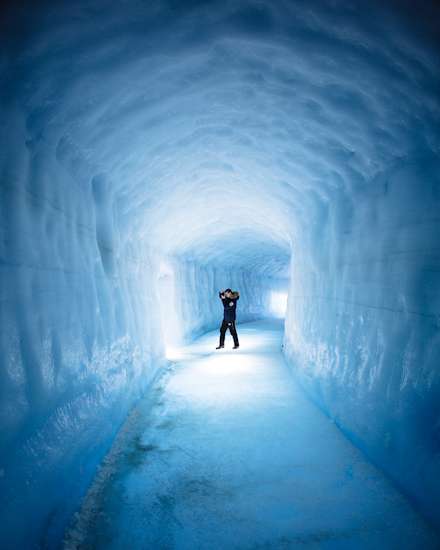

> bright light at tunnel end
[270,291,287,317]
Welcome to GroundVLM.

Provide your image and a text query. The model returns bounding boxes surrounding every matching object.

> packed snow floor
[65,320,438,549]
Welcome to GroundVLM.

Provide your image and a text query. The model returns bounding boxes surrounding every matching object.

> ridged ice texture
[0,0,439,546]
[283,156,440,527]
[0,117,277,546]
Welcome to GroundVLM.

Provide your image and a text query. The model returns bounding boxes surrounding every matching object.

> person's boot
[216,345,224,350]
[233,344,239,349]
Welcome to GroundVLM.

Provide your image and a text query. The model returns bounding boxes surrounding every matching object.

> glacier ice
[65,321,440,549]
[0,0,439,547]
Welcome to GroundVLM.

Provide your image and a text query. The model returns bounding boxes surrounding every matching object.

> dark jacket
[219,291,239,322]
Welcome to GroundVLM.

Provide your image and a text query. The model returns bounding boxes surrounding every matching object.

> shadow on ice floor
[64,320,439,549]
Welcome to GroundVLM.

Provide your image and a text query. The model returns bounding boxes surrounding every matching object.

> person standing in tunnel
[216,289,240,349]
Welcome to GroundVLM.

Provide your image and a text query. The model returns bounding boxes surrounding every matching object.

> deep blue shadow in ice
[0,0,440,548]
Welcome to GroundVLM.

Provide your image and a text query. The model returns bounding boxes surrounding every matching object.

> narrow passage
[66,320,437,549]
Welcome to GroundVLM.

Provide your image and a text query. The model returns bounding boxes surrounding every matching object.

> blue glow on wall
[0,0,439,547]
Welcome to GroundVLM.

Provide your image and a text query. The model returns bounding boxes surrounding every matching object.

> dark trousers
[219,319,239,346]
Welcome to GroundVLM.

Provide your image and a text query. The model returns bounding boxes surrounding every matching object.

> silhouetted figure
[216,289,240,349]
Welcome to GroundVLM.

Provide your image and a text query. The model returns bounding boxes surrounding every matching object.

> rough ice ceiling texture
[0,0,439,546]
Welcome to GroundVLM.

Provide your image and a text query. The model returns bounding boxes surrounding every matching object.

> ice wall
[283,154,440,527]
[0,111,166,547]
[0,105,285,550]
[0,111,276,547]
[1,0,440,546]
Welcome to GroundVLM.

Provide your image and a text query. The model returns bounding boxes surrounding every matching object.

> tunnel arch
[1,0,440,547]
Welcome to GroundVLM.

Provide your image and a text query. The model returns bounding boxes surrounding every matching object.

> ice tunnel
[0,0,439,547]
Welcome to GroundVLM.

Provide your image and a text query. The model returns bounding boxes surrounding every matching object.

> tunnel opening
[269,289,288,318]
[152,221,292,361]
[1,0,440,547]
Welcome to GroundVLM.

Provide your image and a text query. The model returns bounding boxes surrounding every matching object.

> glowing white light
[165,346,185,361]
[270,291,287,317]
[162,321,284,410]
[157,260,182,350]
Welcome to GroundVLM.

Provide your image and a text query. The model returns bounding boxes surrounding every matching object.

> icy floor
[65,320,438,549]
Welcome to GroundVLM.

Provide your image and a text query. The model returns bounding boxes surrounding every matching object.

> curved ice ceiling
[5,0,439,272]
[1,0,440,546]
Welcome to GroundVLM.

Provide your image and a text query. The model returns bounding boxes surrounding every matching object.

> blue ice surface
[64,320,439,550]
[0,0,440,547]
[283,157,440,530]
